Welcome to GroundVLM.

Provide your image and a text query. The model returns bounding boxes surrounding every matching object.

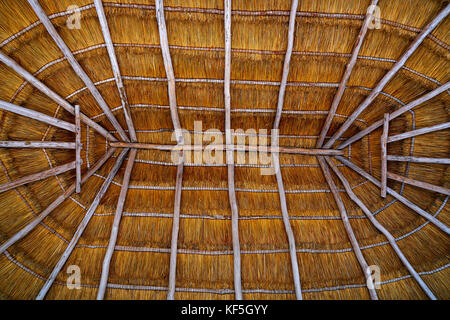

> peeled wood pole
[273,0,299,130]
[388,122,450,143]
[109,141,344,156]
[316,0,379,148]
[337,82,450,149]
[0,100,75,132]
[387,172,450,196]
[94,0,137,142]
[75,105,81,193]
[155,0,186,300]
[0,161,75,194]
[0,148,116,256]
[325,4,450,148]
[27,0,129,142]
[97,148,137,300]
[336,156,449,234]
[0,141,75,149]
[325,157,437,300]
[223,0,243,300]
[317,156,378,300]
[381,113,389,198]
[387,155,450,165]
[36,148,129,300]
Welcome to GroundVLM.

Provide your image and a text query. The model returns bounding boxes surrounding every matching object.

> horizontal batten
[387,155,450,164]
[388,172,450,196]
[0,141,76,149]
[388,122,450,143]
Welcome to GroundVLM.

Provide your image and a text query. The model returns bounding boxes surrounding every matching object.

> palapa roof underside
[0,0,449,300]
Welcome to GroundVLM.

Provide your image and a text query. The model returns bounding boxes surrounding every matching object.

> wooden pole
[387,155,450,165]
[0,141,75,149]
[0,100,75,132]
[325,157,437,300]
[316,0,379,148]
[27,0,130,142]
[273,0,299,130]
[223,0,243,300]
[0,51,116,141]
[109,141,344,156]
[36,148,129,300]
[336,156,449,234]
[0,148,116,256]
[75,105,82,193]
[94,0,137,142]
[155,0,186,300]
[388,122,450,143]
[324,4,450,148]
[388,172,450,196]
[317,156,378,300]
[97,148,137,300]
[0,161,75,194]
[337,82,450,149]
[381,113,389,198]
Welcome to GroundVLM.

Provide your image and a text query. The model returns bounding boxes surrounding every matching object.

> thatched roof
[0,0,449,300]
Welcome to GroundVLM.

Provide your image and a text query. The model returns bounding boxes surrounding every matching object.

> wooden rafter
[0,51,116,141]
[380,113,389,198]
[388,122,450,143]
[94,0,137,142]
[324,4,450,148]
[0,148,116,256]
[36,148,129,300]
[336,156,449,234]
[97,148,137,300]
[387,172,450,196]
[337,82,450,150]
[317,156,378,300]
[273,0,299,130]
[27,0,130,142]
[75,105,82,193]
[0,161,75,194]
[224,0,243,300]
[316,0,379,148]
[387,155,450,164]
[0,100,76,132]
[0,141,75,149]
[154,0,186,300]
[109,141,344,155]
[325,156,437,300]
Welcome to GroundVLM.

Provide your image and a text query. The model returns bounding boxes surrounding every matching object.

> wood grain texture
[388,122,450,143]
[75,105,82,193]
[380,113,389,198]
[388,171,450,196]
[0,141,75,149]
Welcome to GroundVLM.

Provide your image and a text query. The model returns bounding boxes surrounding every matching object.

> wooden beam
[381,113,389,198]
[387,155,450,164]
[36,148,129,300]
[0,148,116,256]
[0,161,75,194]
[109,141,344,156]
[388,172,450,196]
[273,152,302,299]
[273,0,299,130]
[223,0,243,300]
[0,100,75,132]
[0,141,75,149]
[324,4,450,148]
[336,156,449,234]
[0,51,116,141]
[75,105,81,193]
[167,160,184,300]
[97,148,136,300]
[325,156,436,300]
[388,122,450,143]
[337,82,450,149]
[94,0,137,142]
[317,156,378,300]
[27,0,129,142]
[155,0,186,300]
[316,0,379,148]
